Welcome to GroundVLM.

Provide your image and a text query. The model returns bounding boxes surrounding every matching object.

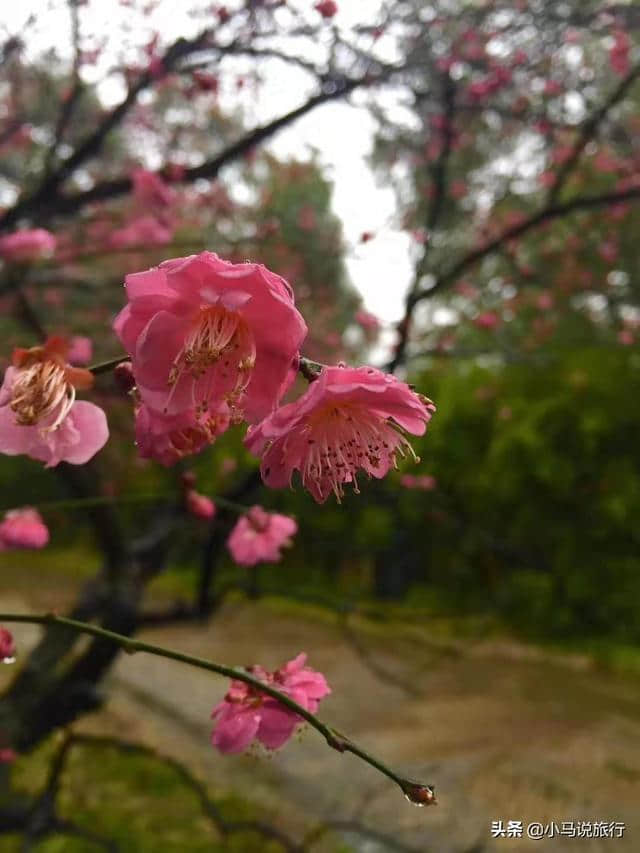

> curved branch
[1,77,365,227]
[0,611,436,806]
[546,61,640,205]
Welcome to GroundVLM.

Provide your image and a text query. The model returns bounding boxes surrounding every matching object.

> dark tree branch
[388,184,640,370]
[546,61,640,205]
[0,29,214,231]
[13,76,365,225]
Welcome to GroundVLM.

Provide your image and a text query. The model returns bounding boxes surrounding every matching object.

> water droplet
[404,794,427,807]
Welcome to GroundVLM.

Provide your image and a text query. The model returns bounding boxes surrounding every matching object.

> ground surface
[2,562,640,852]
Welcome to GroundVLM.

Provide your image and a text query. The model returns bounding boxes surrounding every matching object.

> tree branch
[0,611,436,806]
[2,76,365,226]
[546,61,640,205]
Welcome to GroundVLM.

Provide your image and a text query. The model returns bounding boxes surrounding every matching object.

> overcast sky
[3,0,413,359]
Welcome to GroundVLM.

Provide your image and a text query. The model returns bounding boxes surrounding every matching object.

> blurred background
[1,0,639,850]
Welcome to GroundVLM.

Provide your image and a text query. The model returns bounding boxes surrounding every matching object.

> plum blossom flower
[67,336,93,366]
[186,490,216,520]
[227,506,297,566]
[315,0,337,18]
[246,365,435,503]
[211,653,330,753]
[0,337,108,467]
[400,474,437,491]
[109,216,173,249]
[0,748,17,763]
[355,310,381,333]
[134,401,230,466]
[610,31,630,76]
[473,311,501,330]
[0,507,49,549]
[131,168,176,209]
[0,628,16,663]
[113,252,307,424]
[0,229,56,262]
[536,291,554,311]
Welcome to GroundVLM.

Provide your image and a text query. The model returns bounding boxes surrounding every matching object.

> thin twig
[0,611,436,806]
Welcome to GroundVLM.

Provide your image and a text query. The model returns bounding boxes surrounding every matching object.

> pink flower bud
[227,506,297,566]
[0,507,49,549]
[186,490,216,520]
[0,628,16,662]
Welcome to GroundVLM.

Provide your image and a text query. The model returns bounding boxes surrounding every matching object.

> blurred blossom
[109,216,173,249]
[609,31,630,76]
[0,507,49,549]
[0,229,56,263]
[0,627,16,663]
[185,490,216,520]
[400,474,437,490]
[355,310,381,333]
[473,311,501,330]
[220,456,237,475]
[227,506,297,566]
[315,1,337,18]
[131,168,176,209]
[536,291,554,311]
[67,336,93,366]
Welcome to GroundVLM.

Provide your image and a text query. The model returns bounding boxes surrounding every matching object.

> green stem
[0,611,435,804]
[89,355,130,375]
[0,492,250,515]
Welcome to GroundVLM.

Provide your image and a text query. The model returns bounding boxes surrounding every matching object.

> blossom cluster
[110,251,436,503]
[0,247,435,503]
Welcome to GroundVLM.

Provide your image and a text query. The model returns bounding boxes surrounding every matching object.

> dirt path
[4,592,640,851]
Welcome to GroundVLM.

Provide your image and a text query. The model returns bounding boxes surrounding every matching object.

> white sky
[2,0,412,359]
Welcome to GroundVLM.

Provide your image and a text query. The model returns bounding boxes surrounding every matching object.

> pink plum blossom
[0,229,56,262]
[134,401,230,466]
[599,241,618,264]
[315,0,337,18]
[473,311,501,330]
[109,216,173,249]
[618,329,634,346]
[113,252,307,424]
[536,291,554,311]
[610,31,630,76]
[0,338,108,467]
[227,506,297,566]
[67,336,93,366]
[246,365,435,503]
[0,748,17,763]
[185,490,216,520]
[0,628,16,662]
[355,310,380,333]
[400,474,437,491]
[211,653,330,753]
[0,508,49,549]
[131,168,176,209]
